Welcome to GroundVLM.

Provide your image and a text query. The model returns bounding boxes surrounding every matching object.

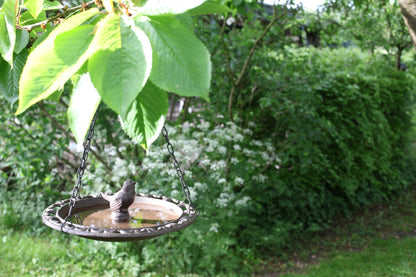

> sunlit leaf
[19,9,46,25]
[135,0,206,16]
[24,0,45,18]
[135,15,211,101]
[16,8,99,115]
[68,73,101,145]
[88,14,152,118]
[102,0,114,13]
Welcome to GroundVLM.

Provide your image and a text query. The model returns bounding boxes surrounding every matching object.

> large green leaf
[135,16,211,101]
[88,14,152,118]
[121,81,168,149]
[24,0,45,18]
[16,8,99,115]
[0,0,15,65]
[188,0,232,16]
[0,50,28,104]
[135,0,206,16]
[68,73,101,145]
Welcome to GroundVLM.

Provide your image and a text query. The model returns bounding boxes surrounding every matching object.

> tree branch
[19,0,97,31]
[228,7,287,121]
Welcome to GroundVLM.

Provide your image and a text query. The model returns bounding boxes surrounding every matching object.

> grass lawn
[258,187,416,277]
[0,229,145,277]
[279,237,416,277]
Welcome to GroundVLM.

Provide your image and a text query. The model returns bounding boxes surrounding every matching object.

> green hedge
[231,47,416,251]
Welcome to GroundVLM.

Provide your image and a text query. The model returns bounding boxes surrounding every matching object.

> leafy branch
[8,0,225,150]
[19,0,97,31]
[227,6,288,121]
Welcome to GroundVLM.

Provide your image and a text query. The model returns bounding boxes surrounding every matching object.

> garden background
[2,0,416,276]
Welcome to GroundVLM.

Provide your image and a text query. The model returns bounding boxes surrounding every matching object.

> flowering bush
[80,117,281,274]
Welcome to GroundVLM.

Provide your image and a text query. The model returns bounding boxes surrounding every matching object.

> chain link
[161,126,199,215]
[61,109,99,231]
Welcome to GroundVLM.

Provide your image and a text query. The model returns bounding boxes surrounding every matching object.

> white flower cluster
[194,182,208,192]
[216,192,232,208]
[209,223,219,233]
[235,196,251,207]
[252,174,268,183]
[234,177,244,185]
[83,117,283,215]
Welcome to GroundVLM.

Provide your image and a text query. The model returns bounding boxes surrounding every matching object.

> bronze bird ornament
[101,179,136,222]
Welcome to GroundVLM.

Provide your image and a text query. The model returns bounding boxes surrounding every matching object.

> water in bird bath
[72,202,181,229]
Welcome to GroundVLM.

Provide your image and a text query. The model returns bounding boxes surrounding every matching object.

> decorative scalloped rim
[42,193,198,241]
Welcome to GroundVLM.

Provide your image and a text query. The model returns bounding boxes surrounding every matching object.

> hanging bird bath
[42,111,199,242]
[42,193,198,242]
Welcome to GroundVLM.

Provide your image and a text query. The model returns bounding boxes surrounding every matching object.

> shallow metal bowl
[42,193,198,242]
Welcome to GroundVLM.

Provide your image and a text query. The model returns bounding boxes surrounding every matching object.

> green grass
[280,237,416,277]
[257,188,416,276]
[0,229,146,277]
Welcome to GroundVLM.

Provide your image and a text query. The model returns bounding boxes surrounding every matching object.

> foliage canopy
[0,0,231,148]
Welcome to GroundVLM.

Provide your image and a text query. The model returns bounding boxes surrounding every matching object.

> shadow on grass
[256,186,416,276]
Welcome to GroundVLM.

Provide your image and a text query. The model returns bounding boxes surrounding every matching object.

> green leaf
[0,0,16,65]
[101,0,114,13]
[188,0,231,16]
[14,29,29,54]
[47,89,63,102]
[175,13,193,31]
[88,14,152,118]
[24,0,45,18]
[68,73,101,145]
[135,16,211,101]
[121,81,168,149]
[0,50,28,104]
[43,0,64,10]
[136,0,206,16]
[16,8,99,115]
[19,9,46,25]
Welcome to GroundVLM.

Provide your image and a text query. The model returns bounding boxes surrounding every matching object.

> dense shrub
[0,99,70,232]
[212,47,416,238]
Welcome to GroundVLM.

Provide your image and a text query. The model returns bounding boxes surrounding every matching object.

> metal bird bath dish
[42,193,198,241]
[42,111,199,242]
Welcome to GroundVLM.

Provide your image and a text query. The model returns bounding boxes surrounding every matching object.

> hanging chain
[161,126,199,215]
[61,110,99,231]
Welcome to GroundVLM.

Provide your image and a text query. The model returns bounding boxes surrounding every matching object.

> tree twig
[211,15,229,57]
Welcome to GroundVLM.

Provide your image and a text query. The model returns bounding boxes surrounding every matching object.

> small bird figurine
[101,179,136,222]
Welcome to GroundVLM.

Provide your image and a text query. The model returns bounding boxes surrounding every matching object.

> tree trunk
[399,0,416,47]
